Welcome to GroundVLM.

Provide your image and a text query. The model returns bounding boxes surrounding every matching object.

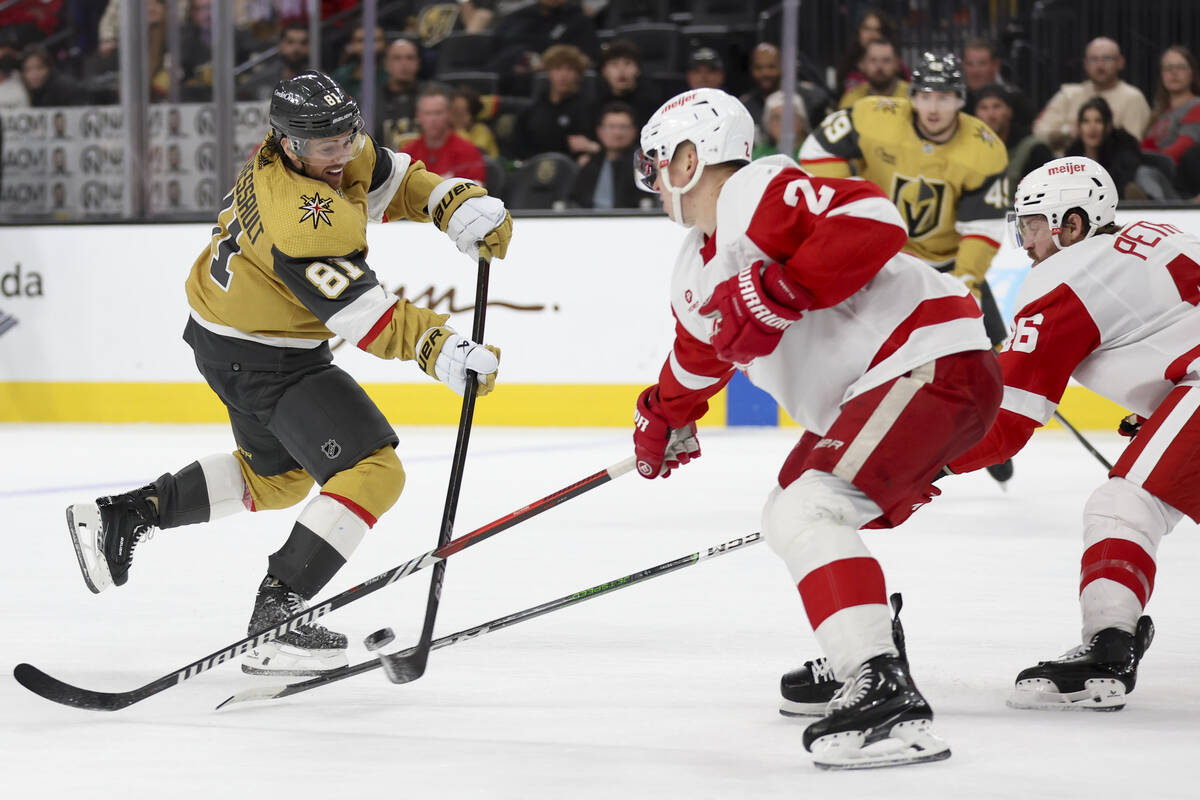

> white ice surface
[2,424,1197,799]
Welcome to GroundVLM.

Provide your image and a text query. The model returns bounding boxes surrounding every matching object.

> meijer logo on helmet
[1046,162,1087,177]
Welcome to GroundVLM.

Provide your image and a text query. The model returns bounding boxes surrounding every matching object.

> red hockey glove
[633,386,701,479]
[1118,413,1146,439]
[699,260,812,363]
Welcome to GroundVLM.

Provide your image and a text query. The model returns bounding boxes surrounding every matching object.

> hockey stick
[217,532,765,709]
[372,245,492,684]
[12,455,636,711]
[1053,410,1114,471]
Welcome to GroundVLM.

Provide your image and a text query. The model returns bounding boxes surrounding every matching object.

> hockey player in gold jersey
[65,71,512,676]
[800,52,1009,348]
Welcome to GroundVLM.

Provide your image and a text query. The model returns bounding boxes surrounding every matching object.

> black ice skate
[802,654,950,770]
[242,576,349,676]
[985,458,1014,487]
[780,592,908,717]
[66,485,160,594]
[1008,616,1154,711]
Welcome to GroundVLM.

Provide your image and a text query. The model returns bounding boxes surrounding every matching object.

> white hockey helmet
[1009,156,1118,249]
[634,88,754,223]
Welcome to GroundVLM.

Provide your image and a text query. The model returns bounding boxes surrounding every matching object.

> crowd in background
[3,0,1200,208]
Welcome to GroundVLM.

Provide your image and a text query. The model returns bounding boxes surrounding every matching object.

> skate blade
[66,503,112,594]
[780,698,830,718]
[812,720,951,770]
[1007,678,1126,711]
[241,642,348,677]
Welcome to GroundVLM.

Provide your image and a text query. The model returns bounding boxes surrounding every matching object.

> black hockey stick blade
[13,662,144,711]
[14,455,634,711]
[216,531,765,709]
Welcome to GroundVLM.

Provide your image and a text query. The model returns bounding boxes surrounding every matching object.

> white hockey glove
[416,326,501,397]
[428,179,513,260]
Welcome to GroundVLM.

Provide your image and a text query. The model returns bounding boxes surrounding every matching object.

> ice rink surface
[2,423,1197,799]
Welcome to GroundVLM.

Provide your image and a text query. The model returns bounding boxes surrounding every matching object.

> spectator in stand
[450,86,499,158]
[378,37,424,148]
[1141,45,1200,197]
[1034,37,1152,154]
[179,0,214,84]
[241,22,312,101]
[569,102,641,209]
[685,48,725,91]
[0,0,62,37]
[836,7,908,97]
[402,85,487,185]
[1065,97,1145,199]
[332,23,387,103]
[961,37,1032,127]
[595,39,660,127]
[972,84,1054,203]
[0,31,30,107]
[20,46,84,106]
[838,38,907,108]
[512,43,596,160]
[741,42,781,144]
[489,0,600,95]
[753,90,808,158]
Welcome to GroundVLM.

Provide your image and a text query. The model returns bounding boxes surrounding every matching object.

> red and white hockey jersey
[951,219,1200,472]
[654,156,993,435]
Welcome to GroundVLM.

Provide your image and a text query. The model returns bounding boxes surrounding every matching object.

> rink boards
[1,213,1167,428]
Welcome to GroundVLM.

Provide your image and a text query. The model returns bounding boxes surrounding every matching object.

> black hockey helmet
[269,70,365,157]
[909,52,966,101]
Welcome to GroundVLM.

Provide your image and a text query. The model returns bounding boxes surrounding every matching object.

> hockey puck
[363,627,396,652]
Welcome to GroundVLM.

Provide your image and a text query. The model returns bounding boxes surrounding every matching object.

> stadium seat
[605,0,670,28]
[613,23,685,75]
[504,153,580,210]
[483,155,508,197]
[436,32,497,75]
[438,71,501,95]
[690,0,758,27]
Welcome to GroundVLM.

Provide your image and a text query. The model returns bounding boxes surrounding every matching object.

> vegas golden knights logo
[890,173,947,240]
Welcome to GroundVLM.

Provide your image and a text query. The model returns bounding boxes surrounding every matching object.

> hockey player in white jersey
[947,156,1200,710]
[630,88,1004,769]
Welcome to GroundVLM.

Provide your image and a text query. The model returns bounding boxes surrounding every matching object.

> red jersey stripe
[321,491,378,528]
[1164,342,1200,382]
[357,304,396,350]
[868,294,982,369]
[797,556,887,629]
[1079,537,1157,606]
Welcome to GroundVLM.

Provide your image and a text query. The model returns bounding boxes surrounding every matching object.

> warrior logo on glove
[700,260,812,364]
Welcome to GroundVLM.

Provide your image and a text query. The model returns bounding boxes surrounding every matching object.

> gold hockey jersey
[184,134,451,364]
[799,96,1008,290]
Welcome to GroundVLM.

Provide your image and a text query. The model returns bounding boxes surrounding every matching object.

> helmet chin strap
[660,158,707,225]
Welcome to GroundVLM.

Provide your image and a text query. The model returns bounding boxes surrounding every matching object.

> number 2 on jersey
[784,178,834,214]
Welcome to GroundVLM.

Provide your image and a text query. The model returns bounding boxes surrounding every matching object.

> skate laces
[828,664,873,711]
[806,657,837,683]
